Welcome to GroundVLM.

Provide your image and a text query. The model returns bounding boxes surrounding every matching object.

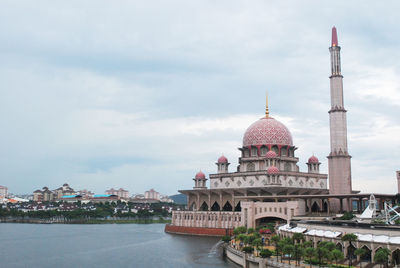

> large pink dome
[243,117,293,147]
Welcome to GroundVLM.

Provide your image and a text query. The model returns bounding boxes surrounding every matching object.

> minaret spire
[331,26,338,47]
[327,26,352,212]
[265,91,269,118]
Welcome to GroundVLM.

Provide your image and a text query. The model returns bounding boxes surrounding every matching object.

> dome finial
[265,90,269,118]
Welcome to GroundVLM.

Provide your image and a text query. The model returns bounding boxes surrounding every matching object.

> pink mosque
[165,27,399,236]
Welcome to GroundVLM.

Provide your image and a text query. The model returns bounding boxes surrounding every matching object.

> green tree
[242,246,254,254]
[233,226,247,235]
[283,244,295,265]
[247,227,255,234]
[331,249,344,266]
[293,233,305,244]
[271,235,281,260]
[221,235,231,243]
[252,238,263,249]
[354,248,367,268]
[315,244,330,267]
[260,249,273,258]
[304,247,316,268]
[374,248,390,268]
[293,244,304,266]
[342,233,358,267]
[237,234,246,245]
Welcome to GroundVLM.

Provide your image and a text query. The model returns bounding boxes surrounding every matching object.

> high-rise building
[105,188,129,199]
[0,185,8,198]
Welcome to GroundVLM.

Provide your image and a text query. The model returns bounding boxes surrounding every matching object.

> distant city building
[77,189,94,199]
[33,183,76,202]
[0,185,8,198]
[33,187,55,202]
[54,183,76,199]
[105,188,129,199]
[145,189,160,200]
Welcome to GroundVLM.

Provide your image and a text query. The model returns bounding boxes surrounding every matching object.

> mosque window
[272,146,279,154]
[244,149,249,157]
[281,148,287,156]
[261,146,267,156]
[279,208,282,213]
[251,147,257,156]
[247,163,255,172]
[284,163,291,171]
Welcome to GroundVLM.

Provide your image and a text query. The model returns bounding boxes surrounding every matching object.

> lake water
[0,223,238,268]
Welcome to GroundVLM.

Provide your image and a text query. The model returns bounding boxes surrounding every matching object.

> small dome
[308,155,319,164]
[267,166,279,174]
[265,150,277,158]
[217,155,228,163]
[195,171,206,180]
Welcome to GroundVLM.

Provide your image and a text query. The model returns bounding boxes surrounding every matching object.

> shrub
[242,246,254,254]
[340,212,354,220]
[221,235,231,243]
[260,249,273,258]
[247,228,255,234]
[233,226,247,235]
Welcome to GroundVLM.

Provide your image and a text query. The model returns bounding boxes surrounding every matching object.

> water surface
[0,223,237,268]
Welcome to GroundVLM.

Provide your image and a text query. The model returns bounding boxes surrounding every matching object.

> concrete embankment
[164,224,232,237]
[224,244,296,268]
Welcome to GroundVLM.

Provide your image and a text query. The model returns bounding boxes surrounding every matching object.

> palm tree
[342,233,358,267]
[354,248,367,268]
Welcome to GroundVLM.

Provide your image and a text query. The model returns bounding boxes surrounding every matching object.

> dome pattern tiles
[243,117,293,147]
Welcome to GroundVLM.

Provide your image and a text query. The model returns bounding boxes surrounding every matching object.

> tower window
[247,163,255,172]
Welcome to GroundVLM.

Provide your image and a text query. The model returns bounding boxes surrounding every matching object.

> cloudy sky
[0,1,399,196]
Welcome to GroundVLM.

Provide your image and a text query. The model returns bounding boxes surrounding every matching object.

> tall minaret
[327,27,352,212]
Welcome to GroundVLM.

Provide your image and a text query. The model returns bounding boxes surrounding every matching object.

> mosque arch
[247,162,255,172]
[200,201,208,211]
[272,145,279,154]
[336,242,343,251]
[190,202,196,211]
[392,249,400,266]
[234,202,241,212]
[222,201,233,211]
[251,147,258,156]
[360,245,372,263]
[211,201,220,211]
[346,243,356,259]
[311,201,320,212]
[323,201,328,212]
[255,216,286,227]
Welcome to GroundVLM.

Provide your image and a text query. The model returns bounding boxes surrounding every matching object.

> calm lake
[0,223,238,268]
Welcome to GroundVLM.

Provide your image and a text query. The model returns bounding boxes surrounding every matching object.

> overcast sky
[0,1,399,196]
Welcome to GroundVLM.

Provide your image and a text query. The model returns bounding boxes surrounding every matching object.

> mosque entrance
[255,216,285,228]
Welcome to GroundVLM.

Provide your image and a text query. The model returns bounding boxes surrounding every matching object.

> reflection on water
[0,223,237,268]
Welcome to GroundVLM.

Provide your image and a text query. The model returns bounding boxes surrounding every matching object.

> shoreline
[0,218,171,224]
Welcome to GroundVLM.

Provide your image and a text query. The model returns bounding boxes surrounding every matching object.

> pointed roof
[332,26,338,47]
